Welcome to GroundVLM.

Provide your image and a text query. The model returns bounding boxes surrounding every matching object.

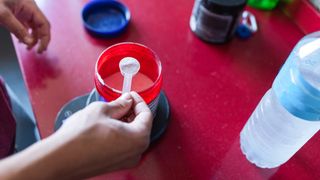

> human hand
[0,0,50,53]
[46,92,152,179]
[0,92,153,179]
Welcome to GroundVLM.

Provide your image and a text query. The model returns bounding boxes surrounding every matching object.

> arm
[0,92,153,179]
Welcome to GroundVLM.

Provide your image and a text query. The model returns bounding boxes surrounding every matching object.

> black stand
[54,90,170,143]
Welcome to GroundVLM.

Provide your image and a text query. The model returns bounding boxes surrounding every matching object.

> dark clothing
[0,77,16,159]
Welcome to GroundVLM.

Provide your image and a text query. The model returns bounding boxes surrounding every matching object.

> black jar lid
[204,0,247,14]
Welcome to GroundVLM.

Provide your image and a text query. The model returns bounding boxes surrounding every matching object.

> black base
[54,90,170,143]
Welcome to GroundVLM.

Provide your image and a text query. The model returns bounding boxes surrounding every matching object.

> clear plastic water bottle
[240,31,320,168]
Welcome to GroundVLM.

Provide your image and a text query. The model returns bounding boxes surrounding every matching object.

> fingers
[128,92,153,133]
[37,30,50,53]
[104,93,133,119]
[1,0,51,53]
[30,6,50,53]
[34,16,50,53]
[27,29,38,50]
[0,8,33,45]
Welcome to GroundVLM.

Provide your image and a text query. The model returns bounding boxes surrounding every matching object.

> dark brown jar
[190,0,247,43]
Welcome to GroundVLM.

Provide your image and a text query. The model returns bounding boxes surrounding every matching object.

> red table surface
[12,0,320,179]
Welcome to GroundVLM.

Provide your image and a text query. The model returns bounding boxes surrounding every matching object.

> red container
[94,42,163,115]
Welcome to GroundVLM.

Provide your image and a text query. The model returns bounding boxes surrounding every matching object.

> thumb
[105,93,133,119]
[0,9,33,45]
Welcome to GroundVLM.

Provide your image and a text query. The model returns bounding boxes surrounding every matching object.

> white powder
[119,57,140,75]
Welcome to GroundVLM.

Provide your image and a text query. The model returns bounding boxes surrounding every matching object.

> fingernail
[121,93,132,101]
[23,36,33,44]
[130,91,143,101]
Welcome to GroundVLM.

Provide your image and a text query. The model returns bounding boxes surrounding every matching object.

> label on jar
[195,5,233,43]
[190,0,201,31]
[149,94,160,118]
[191,0,202,19]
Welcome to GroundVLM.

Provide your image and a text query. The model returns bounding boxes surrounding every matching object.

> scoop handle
[122,74,133,94]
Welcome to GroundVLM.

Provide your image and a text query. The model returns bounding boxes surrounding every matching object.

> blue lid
[236,24,252,39]
[82,0,131,38]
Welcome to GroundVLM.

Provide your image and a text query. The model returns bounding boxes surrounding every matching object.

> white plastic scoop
[119,57,140,94]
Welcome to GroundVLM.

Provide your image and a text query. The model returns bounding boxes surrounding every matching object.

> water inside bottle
[297,35,320,89]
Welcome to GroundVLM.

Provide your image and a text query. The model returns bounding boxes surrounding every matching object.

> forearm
[0,128,118,180]
[0,132,80,180]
